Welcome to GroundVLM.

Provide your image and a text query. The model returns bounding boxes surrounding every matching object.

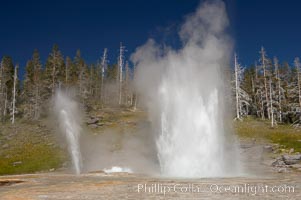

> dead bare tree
[118,43,125,105]
[11,64,18,124]
[234,53,241,119]
[101,48,108,105]
[269,78,275,127]
[273,57,285,123]
[259,47,270,119]
[233,53,250,119]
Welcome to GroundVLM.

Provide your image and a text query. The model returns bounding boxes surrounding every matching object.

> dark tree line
[2,44,300,127]
[0,43,137,123]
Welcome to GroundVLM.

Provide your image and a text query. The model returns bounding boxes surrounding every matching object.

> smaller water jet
[54,90,82,174]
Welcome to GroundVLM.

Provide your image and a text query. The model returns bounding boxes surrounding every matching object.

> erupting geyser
[131,0,240,177]
[54,90,82,174]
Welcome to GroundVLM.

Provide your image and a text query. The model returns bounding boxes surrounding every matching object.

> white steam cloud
[131,0,241,177]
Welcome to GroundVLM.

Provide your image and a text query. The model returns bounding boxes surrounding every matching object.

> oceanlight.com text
[136,183,295,196]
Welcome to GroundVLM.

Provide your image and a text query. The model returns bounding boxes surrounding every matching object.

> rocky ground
[262,144,301,173]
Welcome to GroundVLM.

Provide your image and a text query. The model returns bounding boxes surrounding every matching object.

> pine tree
[132,63,138,111]
[65,56,71,87]
[74,50,89,101]
[66,56,79,89]
[11,64,18,124]
[294,57,301,108]
[105,64,118,105]
[124,61,131,106]
[23,50,42,119]
[286,57,301,124]
[44,44,64,96]
[0,56,14,121]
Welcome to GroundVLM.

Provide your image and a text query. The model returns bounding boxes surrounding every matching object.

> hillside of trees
[0,43,137,124]
[0,44,300,127]
[234,47,301,127]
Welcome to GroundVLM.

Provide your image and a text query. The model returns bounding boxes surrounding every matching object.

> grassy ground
[234,116,301,152]
[2,110,301,175]
[0,108,144,175]
[0,120,66,175]
[87,108,147,134]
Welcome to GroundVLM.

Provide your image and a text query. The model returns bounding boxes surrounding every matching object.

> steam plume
[131,0,240,177]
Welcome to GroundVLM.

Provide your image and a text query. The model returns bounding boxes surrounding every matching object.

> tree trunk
[234,54,240,119]
[12,65,17,124]
[269,79,274,127]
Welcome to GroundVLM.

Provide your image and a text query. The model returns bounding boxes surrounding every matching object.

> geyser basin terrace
[1,0,301,199]
[0,169,300,200]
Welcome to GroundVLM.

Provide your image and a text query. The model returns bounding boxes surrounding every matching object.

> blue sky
[0,0,301,74]
[233,0,301,66]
